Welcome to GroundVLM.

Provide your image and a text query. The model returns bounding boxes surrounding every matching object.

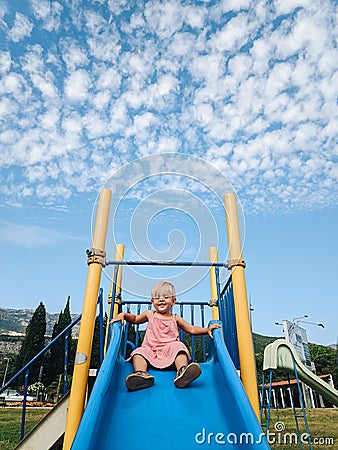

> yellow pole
[224,192,260,419]
[104,244,125,353]
[63,188,112,450]
[112,244,125,319]
[209,247,220,321]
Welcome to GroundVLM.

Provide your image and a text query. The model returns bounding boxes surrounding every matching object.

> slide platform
[263,339,338,407]
[71,323,269,449]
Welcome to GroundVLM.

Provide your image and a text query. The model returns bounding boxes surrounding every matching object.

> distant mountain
[0,307,80,337]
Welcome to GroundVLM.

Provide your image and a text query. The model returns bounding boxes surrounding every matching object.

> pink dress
[129,313,190,369]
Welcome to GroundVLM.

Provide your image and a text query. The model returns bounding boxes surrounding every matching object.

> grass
[0,407,337,449]
[0,407,50,450]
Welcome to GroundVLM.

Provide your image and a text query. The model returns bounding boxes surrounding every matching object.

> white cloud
[62,114,82,135]
[144,0,184,39]
[65,69,91,102]
[96,66,121,92]
[21,44,45,73]
[31,73,58,99]
[0,128,19,145]
[40,108,60,131]
[183,5,206,28]
[274,0,312,15]
[250,38,271,75]
[0,2,8,22]
[83,111,110,139]
[168,32,197,61]
[0,51,11,74]
[30,0,63,31]
[8,12,33,42]
[1,72,23,93]
[127,112,158,138]
[0,0,336,214]
[60,39,89,71]
[210,12,252,53]
[189,53,225,84]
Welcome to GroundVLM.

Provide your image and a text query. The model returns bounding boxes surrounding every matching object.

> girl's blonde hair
[151,281,176,299]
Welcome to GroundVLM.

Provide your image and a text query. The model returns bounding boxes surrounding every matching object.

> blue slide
[72,323,270,449]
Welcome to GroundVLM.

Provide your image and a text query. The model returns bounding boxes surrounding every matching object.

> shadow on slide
[72,323,270,449]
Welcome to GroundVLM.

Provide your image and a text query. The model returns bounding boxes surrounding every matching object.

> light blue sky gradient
[0,0,337,346]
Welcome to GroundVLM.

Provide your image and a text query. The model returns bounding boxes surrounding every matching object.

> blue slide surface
[72,323,270,449]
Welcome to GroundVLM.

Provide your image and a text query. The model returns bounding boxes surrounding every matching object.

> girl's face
[151,293,176,315]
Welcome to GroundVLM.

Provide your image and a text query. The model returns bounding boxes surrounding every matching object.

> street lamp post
[274,316,325,337]
[275,315,324,329]
[296,320,325,328]
[2,357,10,387]
[292,314,308,323]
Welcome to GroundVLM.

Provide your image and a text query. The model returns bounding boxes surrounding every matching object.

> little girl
[111,281,221,391]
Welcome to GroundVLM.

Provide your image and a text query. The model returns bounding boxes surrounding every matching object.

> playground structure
[3,189,271,449]
[62,189,269,449]
[4,187,338,449]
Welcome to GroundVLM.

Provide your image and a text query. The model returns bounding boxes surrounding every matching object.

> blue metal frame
[119,300,214,363]
[106,265,119,348]
[106,259,237,367]
[63,334,69,396]
[260,370,273,436]
[0,313,82,441]
[291,357,313,449]
[106,259,230,267]
[261,361,313,450]
[98,288,104,367]
[219,276,240,369]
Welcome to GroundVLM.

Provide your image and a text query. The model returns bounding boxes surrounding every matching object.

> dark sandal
[126,371,155,391]
[174,362,201,388]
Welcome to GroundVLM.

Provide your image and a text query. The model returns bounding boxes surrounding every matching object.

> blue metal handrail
[0,314,82,395]
[1,290,106,443]
[0,313,81,440]
[219,276,239,369]
[106,259,231,267]
[292,357,313,449]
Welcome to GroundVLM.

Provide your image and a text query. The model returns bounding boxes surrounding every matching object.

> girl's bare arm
[110,309,152,325]
[175,315,221,338]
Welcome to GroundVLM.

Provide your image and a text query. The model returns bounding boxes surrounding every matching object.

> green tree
[44,296,72,386]
[15,302,46,384]
[309,343,337,387]
[90,314,107,368]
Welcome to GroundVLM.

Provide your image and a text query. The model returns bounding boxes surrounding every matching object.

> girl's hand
[207,324,222,338]
[109,313,125,325]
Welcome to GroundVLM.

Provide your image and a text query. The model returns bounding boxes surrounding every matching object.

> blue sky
[0,0,337,346]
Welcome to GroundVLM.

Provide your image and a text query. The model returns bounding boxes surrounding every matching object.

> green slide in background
[263,339,338,407]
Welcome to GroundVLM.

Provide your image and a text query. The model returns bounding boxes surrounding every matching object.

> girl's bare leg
[132,354,148,372]
[174,351,189,371]
[174,352,201,388]
[126,355,154,391]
